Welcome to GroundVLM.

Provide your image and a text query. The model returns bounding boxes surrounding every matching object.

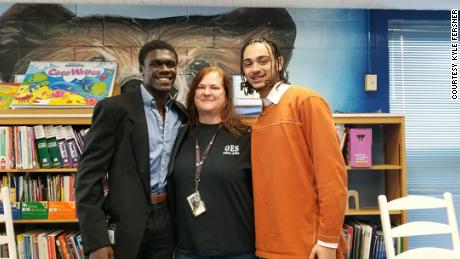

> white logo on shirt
[223,145,239,155]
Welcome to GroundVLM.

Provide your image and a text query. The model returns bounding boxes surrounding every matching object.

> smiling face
[194,71,226,122]
[242,42,283,98]
[139,49,177,96]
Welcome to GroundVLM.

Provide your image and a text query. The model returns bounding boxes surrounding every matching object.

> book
[73,128,85,156]
[10,61,117,108]
[17,232,25,259]
[343,224,354,259]
[0,201,20,220]
[29,126,39,169]
[44,126,63,168]
[348,128,372,167]
[34,125,52,168]
[0,242,8,258]
[48,201,76,220]
[46,230,64,259]
[20,201,48,219]
[5,127,14,169]
[74,128,89,156]
[37,230,53,259]
[75,234,84,258]
[0,127,7,169]
[55,126,71,168]
[31,230,41,259]
[64,126,80,167]
[56,231,73,259]
[0,82,19,109]
[14,125,34,169]
[66,231,81,259]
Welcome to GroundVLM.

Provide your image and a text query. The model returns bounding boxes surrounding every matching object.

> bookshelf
[335,114,406,214]
[0,81,123,257]
[2,111,406,255]
[0,108,92,226]
[0,108,89,258]
[335,113,407,252]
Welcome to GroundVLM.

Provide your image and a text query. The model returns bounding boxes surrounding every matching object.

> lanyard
[194,124,222,192]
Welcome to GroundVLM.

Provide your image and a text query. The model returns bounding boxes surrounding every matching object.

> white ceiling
[0,0,457,10]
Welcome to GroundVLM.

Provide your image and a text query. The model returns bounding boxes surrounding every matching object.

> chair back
[0,187,17,259]
[378,192,460,259]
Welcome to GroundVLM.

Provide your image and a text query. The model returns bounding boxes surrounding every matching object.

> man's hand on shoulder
[309,243,336,259]
[89,246,114,259]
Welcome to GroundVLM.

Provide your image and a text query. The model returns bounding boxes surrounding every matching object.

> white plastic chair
[378,192,460,259]
[0,187,17,259]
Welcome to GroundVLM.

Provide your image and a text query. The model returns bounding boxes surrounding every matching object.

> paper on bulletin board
[232,75,262,107]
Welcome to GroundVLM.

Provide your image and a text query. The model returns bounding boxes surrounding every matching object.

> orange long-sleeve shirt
[251,85,347,259]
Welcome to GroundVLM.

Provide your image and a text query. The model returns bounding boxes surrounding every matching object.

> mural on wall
[0,4,296,103]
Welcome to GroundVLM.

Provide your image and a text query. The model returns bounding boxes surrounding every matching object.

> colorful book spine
[48,201,76,220]
[55,126,71,168]
[28,126,39,169]
[73,128,85,156]
[0,127,6,169]
[66,231,80,259]
[19,126,28,169]
[17,233,25,259]
[8,175,16,203]
[20,201,48,219]
[6,127,15,169]
[44,126,63,168]
[75,234,84,259]
[14,126,20,169]
[34,125,52,168]
[348,128,372,167]
[47,230,64,259]
[37,231,50,259]
[57,232,72,259]
[26,126,34,169]
[64,126,80,167]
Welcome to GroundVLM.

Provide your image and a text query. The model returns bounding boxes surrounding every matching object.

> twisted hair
[240,37,289,95]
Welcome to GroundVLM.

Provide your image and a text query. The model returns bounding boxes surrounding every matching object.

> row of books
[0,200,76,220]
[3,230,85,259]
[2,174,75,202]
[335,125,373,167]
[343,221,402,259]
[0,125,89,170]
[0,174,76,220]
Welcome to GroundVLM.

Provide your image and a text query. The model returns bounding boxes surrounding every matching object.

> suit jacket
[76,88,187,259]
[166,123,189,233]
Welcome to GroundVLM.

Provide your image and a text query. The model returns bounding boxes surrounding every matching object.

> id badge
[107,223,116,245]
[186,191,206,217]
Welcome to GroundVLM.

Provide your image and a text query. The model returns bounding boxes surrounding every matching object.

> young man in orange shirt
[241,38,347,259]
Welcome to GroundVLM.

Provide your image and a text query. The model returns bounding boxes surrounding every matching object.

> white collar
[262,83,291,106]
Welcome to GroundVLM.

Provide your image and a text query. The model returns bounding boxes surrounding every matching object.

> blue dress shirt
[140,84,183,193]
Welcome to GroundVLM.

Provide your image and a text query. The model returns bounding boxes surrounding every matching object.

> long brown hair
[186,66,248,137]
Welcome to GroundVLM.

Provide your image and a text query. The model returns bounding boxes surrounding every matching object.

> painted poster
[0,82,20,109]
[11,61,116,108]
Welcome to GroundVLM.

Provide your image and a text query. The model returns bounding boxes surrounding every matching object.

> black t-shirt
[172,123,254,255]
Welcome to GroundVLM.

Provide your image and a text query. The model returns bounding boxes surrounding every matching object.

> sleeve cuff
[318,240,338,249]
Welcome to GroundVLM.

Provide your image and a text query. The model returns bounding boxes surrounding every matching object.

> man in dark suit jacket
[76,40,187,259]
